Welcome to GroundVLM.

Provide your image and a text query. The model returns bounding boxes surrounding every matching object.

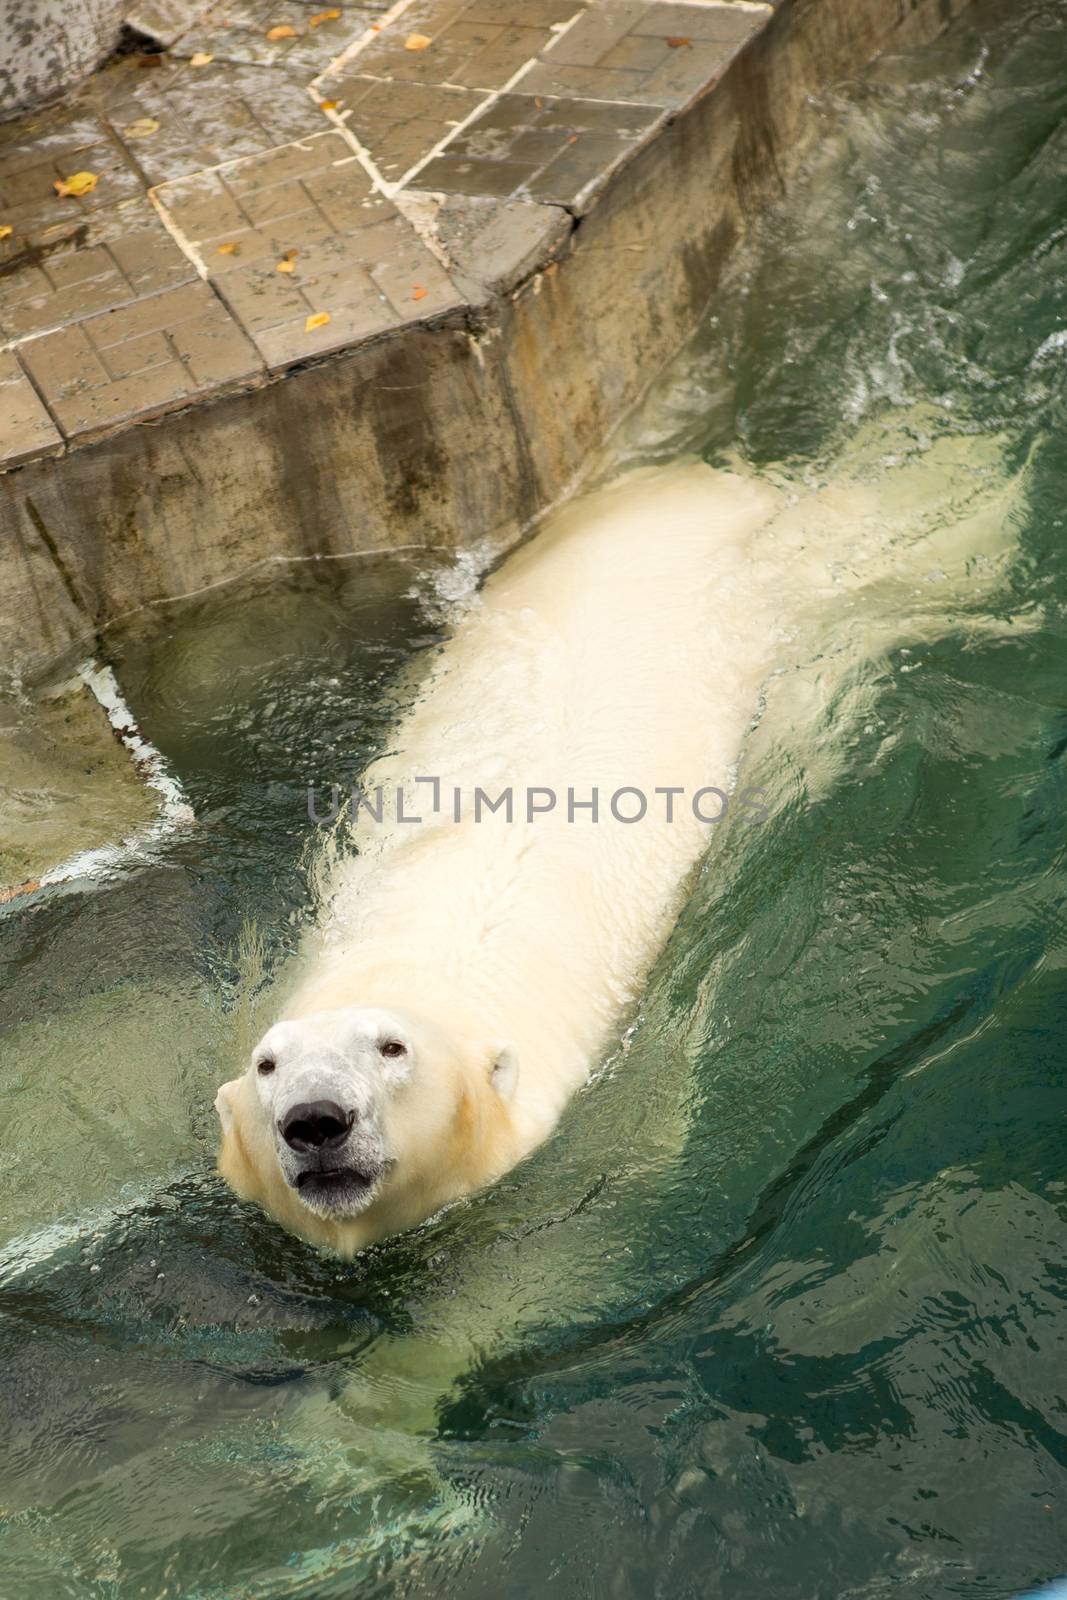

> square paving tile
[0,351,64,467]
[337,0,584,94]
[176,0,390,75]
[0,198,198,344]
[0,103,144,240]
[326,76,487,185]
[17,281,263,442]
[517,0,764,106]
[153,130,464,369]
[414,91,659,207]
[86,55,325,186]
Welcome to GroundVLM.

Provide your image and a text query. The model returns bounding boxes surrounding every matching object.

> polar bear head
[214,1005,519,1251]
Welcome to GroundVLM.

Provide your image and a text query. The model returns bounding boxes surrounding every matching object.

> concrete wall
[0,0,131,118]
[0,0,975,680]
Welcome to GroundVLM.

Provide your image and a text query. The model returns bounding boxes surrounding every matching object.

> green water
[2,0,1067,1593]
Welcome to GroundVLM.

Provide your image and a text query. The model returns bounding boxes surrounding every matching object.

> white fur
[217,443,1020,1254]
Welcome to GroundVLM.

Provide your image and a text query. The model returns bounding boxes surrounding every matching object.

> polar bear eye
[379,1039,407,1060]
[256,1058,276,1076]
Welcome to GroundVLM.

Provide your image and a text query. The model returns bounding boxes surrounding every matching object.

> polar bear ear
[214,1080,237,1134]
[490,1044,518,1103]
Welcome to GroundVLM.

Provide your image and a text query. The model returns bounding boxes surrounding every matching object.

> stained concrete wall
[0,0,130,117]
[0,0,974,680]
[0,0,203,116]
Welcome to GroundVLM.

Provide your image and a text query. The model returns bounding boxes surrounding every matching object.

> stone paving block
[253,289,394,367]
[98,327,173,380]
[154,129,375,244]
[86,55,324,185]
[212,261,312,332]
[107,218,202,297]
[414,91,658,207]
[18,282,262,442]
[538,3,636,65]
[18,325,111,399]
[0,106,118,181]
[327,76,486,185]
[342,0,583,93]
[0,106,145,252]
[0,199,197,344]
[463,0,581,21]
[518,0,764,106]
[1,268,124,343]
[0,352,64,468]
[366,225,460,315]
[176,0,389,75]
[408,189,571,297]
[301,170,393,234]
[44,243,118,291]
[125,0,215,47]
[154,131,464,371]
[641,1,770,38]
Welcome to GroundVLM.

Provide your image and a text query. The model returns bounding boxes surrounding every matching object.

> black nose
[280,1100,355,1153]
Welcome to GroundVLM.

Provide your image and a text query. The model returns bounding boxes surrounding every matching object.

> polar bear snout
[280,1100,356,1154]
[271,1076,387,1218]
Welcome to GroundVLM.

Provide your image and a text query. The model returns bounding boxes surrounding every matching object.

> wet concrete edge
[0,0,977,680]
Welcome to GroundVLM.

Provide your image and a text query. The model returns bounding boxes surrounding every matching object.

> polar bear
[215,440,1018,1256]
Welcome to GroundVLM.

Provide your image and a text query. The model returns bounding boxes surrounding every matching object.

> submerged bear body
[215,438,1015,1254]
[216,463,781,1252]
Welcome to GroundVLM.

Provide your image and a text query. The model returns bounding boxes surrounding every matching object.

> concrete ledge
[1,0,975,677]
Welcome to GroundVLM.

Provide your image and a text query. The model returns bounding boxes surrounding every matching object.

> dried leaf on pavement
[405,33,432,49]
[54,172,98,198]
[305,311,331,331]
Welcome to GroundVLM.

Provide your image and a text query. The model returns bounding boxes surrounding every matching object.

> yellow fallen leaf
[189,51,214,65]
[309,8,340,24]
[276,250,298,272]
[54,171,98,198]
[123,116,160,138]
[319,98,338,110]
[665,35,692,48]
[266,23,298,39]
[0,225,12,240]
[305,311,331,332]
[217,241,240,254]
[405,32,431,49]
[412,285,427,301]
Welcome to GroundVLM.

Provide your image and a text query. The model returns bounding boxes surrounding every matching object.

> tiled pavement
[0,0,773,466]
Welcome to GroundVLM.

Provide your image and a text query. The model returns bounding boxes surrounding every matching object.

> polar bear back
[291,462,784,1150]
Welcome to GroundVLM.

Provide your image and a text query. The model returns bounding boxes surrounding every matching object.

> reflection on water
[2,0,1067,1593]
